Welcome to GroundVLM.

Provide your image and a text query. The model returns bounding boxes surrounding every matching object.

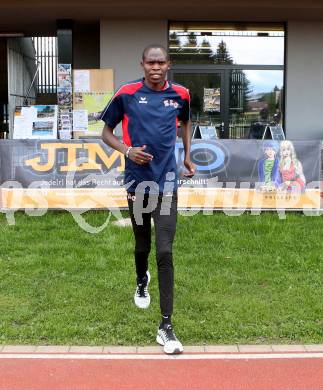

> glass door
[229,69,284,139]
[170,71,226,139]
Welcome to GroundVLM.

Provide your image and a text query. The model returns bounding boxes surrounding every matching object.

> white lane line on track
[0,353,323,360]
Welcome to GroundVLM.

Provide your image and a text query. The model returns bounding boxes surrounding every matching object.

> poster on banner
[13,105,58,139]
[179,139,320,210]
[203,88,220,112]
[0,139,321,210]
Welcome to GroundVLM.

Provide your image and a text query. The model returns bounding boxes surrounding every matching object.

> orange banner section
[0,188,320,210]
[178,188,320,209]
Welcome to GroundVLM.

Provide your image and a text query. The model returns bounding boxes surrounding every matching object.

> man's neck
[144,78,166,91]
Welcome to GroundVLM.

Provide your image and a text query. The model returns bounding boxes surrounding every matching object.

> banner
[0,139,321,210]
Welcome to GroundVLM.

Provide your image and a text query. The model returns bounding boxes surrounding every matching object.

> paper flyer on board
[72,109,88,131]
[13,105,58,139]
[74,70,90,93]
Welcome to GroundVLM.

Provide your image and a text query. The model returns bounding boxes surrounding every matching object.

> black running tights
[127,192,177,317]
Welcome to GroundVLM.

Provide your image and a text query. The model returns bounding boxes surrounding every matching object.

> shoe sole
[134,271,151,309]
[156,334,184,355]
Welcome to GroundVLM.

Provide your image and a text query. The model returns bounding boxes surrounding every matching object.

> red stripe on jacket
[172,84,190,102]
[115,81,143,97]
[122,114,132,146]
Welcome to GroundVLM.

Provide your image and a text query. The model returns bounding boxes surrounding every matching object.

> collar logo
[164,99,179,109]
[139,97,148,104]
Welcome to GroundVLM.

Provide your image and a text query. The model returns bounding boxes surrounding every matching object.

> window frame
[168,21,287,138]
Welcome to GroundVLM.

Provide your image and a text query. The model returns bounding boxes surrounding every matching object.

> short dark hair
[142,44,169,61]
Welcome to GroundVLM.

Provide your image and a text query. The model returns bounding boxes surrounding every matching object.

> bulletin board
[73,69,114,135]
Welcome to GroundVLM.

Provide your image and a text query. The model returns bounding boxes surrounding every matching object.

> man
[101,44,195,354]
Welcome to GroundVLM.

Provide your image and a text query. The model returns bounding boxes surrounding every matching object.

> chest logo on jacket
[164,99,179,109]
[139,97,148,104]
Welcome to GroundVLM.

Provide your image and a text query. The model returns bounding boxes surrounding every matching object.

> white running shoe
[134,271,151,309]
[156,324,184,354]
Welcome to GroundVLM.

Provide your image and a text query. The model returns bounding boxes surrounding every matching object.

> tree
[260,87,280,117]
[213,40,233,64]
[169,32,181,63]
[187,32,198,47]
[212,41,251,113]
[198,39,214,64]
[177,32,199,64]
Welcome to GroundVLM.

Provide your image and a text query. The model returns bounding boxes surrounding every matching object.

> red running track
[0,356,322,390]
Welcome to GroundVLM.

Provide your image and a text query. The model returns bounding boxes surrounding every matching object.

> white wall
[286,22,323,140]
[100,20,168,89]
[7,38,37,138]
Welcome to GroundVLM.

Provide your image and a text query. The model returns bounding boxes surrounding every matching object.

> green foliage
[261,87,280,116]
[213,40,233,64]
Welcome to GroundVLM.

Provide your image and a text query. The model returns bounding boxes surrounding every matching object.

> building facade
[1,0,323,139]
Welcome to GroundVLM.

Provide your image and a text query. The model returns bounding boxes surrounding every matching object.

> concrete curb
[0,344,322,354]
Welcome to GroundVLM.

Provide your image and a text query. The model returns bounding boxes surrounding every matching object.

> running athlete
[101,44,195,354]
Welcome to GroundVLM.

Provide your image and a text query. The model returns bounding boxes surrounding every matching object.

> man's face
[141,48,170,87]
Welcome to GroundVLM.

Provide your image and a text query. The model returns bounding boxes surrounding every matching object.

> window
[169,22,285,139]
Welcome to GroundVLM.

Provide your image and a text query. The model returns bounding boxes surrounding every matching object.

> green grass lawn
[0,210,322,346]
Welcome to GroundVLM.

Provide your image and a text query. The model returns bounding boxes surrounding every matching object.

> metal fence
[32,37,57,94]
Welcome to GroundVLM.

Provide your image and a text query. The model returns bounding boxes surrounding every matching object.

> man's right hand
[128,145,153,165]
